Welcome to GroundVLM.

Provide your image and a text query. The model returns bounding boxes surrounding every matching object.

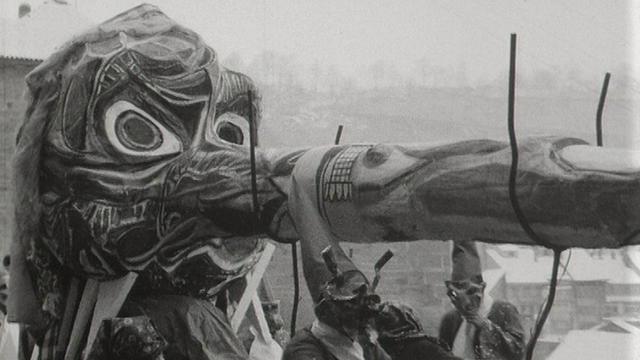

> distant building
[0,0,94,255]
[487,245,640,338]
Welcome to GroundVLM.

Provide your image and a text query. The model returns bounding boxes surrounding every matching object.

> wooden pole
[248,90,260,215]
[334,125,344,145]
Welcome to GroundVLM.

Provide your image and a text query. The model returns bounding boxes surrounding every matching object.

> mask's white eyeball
[105,101,183,156]
[208,112,250,147]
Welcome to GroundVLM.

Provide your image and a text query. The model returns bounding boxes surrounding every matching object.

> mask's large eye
[116,111,162,151]
[208,112,250,147]
[105,101,183,156]
[217,122,244,145]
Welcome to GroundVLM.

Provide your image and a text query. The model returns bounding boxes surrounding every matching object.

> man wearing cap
[438,241,525,360]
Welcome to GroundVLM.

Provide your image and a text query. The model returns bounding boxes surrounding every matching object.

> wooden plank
[249,293,272,342]
[231,242,276,333]
[83,272,138,360]
[65,279,99,360]
[246,294,282,359]
[55,277,82,358]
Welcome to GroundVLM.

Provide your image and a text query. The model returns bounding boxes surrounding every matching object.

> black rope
[290,242,300,335]
[507,33,557,251]
[506,34,564,360]
[596,73,611,147]
[248,90,260,217]
[526,249,562,360]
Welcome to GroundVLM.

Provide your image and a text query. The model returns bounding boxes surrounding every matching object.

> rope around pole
[506,34,565,360]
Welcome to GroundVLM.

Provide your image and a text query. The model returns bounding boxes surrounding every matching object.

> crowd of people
[282,241,525,360]
[0,240,525,359]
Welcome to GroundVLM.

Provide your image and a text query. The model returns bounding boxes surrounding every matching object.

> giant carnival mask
[15,6,292,311]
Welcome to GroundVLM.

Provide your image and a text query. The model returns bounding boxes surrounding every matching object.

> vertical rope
[507,34,556,250]
[596,73,611,147]
[505,34,564,360]
[290,242,300,334]
[526,249,562,360]
[248,90,259,217]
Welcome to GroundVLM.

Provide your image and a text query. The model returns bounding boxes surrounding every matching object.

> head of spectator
[445,241,486,318]
[314,266,381,338]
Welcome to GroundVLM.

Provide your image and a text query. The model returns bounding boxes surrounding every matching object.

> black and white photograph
[0,1,638,359]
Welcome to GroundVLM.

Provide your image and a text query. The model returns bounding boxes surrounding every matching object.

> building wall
[0,57,40,255]
[506,282,580,337]
[506,279,610,337]
[506,283,545,334]
[573,281,607,330]
[606,283,640,297]
[606,301,640,317]
[605,283,640,316]
[544,285,576,336]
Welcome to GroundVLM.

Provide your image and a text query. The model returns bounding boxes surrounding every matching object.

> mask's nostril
[363,145,392,168]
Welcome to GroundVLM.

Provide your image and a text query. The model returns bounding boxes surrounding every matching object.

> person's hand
[465,312,488,329]
[376,302,463,360]
[374,301,424,339]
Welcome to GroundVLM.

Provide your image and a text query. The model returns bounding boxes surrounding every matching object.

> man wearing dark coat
[282,265,391,360]
[438,241,525,360]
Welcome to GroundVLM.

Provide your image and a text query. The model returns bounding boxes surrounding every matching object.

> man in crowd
[283,249,391,360]
[283,247,460,360]
[439,241,525,360]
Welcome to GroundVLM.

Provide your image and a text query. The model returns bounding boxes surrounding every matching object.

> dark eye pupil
[116,111,162,150]
[217,122,244,145]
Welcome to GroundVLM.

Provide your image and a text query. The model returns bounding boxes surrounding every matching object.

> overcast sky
[72,0,639,87]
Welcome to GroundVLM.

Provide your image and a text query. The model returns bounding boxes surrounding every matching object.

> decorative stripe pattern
[323,145,370,202]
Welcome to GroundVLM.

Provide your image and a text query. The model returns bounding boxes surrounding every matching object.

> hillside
[259,84,638,149]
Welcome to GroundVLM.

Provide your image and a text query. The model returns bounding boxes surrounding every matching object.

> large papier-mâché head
[14,5,283,301]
